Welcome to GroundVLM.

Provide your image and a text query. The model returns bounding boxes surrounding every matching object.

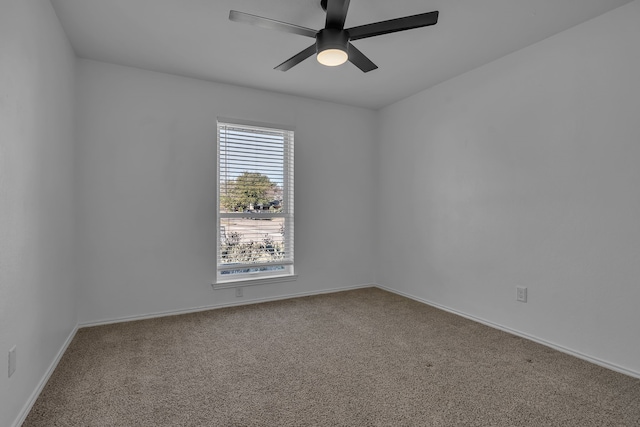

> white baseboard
[12,325,79,427]
[79,283,375,328]
[375,284,640,380]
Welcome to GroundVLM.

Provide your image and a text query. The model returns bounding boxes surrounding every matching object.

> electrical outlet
[8,346,16,377]
[517,286,528,303]
[235,287,243,298]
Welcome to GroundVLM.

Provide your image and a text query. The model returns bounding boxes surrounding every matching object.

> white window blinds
[217,119,294,281]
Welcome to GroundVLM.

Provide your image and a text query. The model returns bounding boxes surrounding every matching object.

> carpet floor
[24,288,640,426]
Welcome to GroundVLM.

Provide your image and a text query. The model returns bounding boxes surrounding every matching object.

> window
[216,118,294,285]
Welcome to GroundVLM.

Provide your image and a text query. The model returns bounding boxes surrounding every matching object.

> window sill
[212,274,298,290]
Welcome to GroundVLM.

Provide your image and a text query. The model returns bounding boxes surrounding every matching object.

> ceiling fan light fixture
[316,28,349,67]
[230,1,439,73]
[317,48,348,66]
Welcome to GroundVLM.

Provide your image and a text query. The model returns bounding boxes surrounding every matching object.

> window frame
[214,117,296,287]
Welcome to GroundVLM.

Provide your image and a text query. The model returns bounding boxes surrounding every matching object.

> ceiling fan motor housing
[316,28,350,55]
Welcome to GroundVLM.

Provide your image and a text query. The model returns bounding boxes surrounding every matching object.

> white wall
[75,60,378,324]
[3,2,640,422]
[0,1,78,426]
[377,0,640,375]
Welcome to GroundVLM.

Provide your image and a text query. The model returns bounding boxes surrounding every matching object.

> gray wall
[75,60,378,324]
[0,1,78,426]
[376,0,640,375]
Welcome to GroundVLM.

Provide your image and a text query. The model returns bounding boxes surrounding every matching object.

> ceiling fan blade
[229,10,317,38]
[325,0,350,30]
[348,43,378,73]
[275,44,317,71]
[347,10,439,41]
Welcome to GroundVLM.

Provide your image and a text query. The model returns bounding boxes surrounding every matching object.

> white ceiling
[51,0,633,110]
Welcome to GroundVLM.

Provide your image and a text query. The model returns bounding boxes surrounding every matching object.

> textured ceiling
[51,0,633,109]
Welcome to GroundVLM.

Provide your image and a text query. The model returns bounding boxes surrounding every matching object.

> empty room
[2,0,640,425]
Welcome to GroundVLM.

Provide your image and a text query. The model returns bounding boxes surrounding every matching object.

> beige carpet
[24,288,640,426]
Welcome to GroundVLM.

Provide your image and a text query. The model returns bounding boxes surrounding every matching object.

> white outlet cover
[517,286,528,303]
[8,346,16,377]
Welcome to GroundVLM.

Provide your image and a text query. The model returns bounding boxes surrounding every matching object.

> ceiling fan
[229,0,439,73]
